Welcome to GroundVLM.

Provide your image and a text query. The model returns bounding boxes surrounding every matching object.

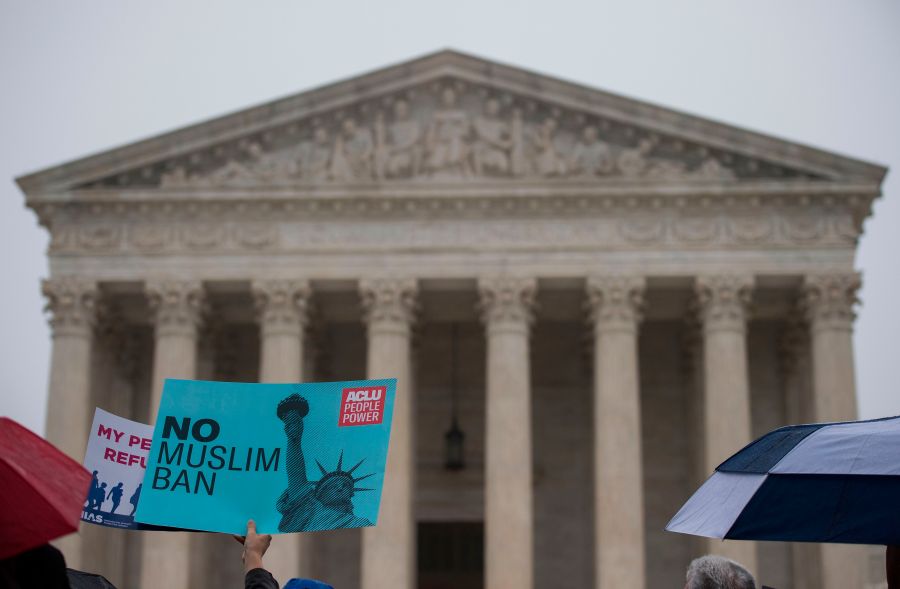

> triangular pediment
[17,50,886,194]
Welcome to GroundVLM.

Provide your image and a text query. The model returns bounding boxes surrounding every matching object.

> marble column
[779,318,822,589]
[140,280,204,589]
[360,278,418,589]
[803,273,865,589]
[586,276,646,589]
[253,279,312,582]
[694,275,756,573]
[478,277,536,589]
[42,277,99,569]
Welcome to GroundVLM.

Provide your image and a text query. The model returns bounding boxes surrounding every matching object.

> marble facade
[18,50,887,589]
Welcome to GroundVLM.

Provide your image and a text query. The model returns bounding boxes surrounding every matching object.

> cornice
[27,182,878,235]
[25,179,881,210]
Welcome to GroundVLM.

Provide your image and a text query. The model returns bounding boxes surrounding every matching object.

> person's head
[685,555,756,589]
[100,482,107,489]
[0,544,70,589]
[116,482,123,488]
[314,472,355,506]
[92,470,98,476]
[284,579,334,589]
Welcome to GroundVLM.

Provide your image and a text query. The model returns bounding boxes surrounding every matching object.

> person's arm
[233,520,277,589]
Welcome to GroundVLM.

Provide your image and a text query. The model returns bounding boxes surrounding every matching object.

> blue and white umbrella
[667,416,900,545]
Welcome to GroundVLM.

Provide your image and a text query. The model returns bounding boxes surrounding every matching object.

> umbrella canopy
[0,417,92,558]
[667,415,900,545]
[67,569,119,588]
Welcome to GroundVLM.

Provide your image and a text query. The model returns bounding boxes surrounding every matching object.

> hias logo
[82,511,104,524]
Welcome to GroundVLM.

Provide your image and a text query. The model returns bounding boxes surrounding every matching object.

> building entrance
[418,522,483,589]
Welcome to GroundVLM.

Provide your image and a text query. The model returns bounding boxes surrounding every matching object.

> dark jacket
[245,568,279,589]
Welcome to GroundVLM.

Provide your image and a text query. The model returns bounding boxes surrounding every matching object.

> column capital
[146,280,206,337]
[360,277,418,333]
[695,274,754,333]
[802,272,861,332]
[586,275,645,333]
[252,279,311,337]
[42,277,100,338]
[478,276,537,333]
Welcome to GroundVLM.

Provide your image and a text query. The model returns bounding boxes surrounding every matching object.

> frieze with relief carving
[80,81,813,189]
[42,205,861,256]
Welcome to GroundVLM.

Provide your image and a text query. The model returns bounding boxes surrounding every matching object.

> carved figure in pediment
[645,159,689,180]
[509,109,530,177]
[616,138,655,178]
[330,118,373,181]
[531,117,566,177]
[425,88,471,177]
[249,143,301,182]
[202,142,267,186]
[298,128,332,182]
[692,157,736,181]
[569,126,614,177]
[160,166,191,187]
[373,112,389,180]
[472,98,511,176]
[376,100,423,179]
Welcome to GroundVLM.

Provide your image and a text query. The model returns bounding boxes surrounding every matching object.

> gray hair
[685,555,756,589]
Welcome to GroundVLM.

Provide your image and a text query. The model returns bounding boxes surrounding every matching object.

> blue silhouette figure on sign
[107,482,124,514]
[129,484,141,516]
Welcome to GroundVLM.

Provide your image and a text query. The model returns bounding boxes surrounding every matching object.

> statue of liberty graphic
[276,393,374,532]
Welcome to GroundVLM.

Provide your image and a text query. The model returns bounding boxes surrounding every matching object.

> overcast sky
[1,0,897,435]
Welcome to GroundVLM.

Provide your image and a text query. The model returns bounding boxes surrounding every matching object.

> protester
[233,520,277,589]
[233,520,335,589]
[684,555,756,589]
[0,543,70,588]
[887,546,900,588]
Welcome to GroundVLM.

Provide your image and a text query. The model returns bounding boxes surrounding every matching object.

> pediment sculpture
[153,83,793,188]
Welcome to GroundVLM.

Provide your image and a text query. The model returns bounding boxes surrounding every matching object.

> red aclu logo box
[338,385,386,427]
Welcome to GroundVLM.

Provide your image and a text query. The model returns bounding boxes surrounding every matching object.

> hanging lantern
[444,418,465,471]
[444,323,466,471]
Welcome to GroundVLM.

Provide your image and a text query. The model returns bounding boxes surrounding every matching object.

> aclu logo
[338,386,386,427]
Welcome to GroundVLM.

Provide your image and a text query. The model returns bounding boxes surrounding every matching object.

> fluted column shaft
[360,278,418,589]
[253,280,311,582]
[42,278,99,569]
[587,276,645,589]
[695,275,756,573]
[479,277,536,589]
[140,280,204,589]
[803,273,864,589]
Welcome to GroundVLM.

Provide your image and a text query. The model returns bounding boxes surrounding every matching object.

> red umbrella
[0,417,91,559]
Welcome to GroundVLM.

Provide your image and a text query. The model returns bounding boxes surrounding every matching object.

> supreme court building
[17,51,887,589]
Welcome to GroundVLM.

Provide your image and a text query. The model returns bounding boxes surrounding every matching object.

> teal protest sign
[135,378,395,535]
